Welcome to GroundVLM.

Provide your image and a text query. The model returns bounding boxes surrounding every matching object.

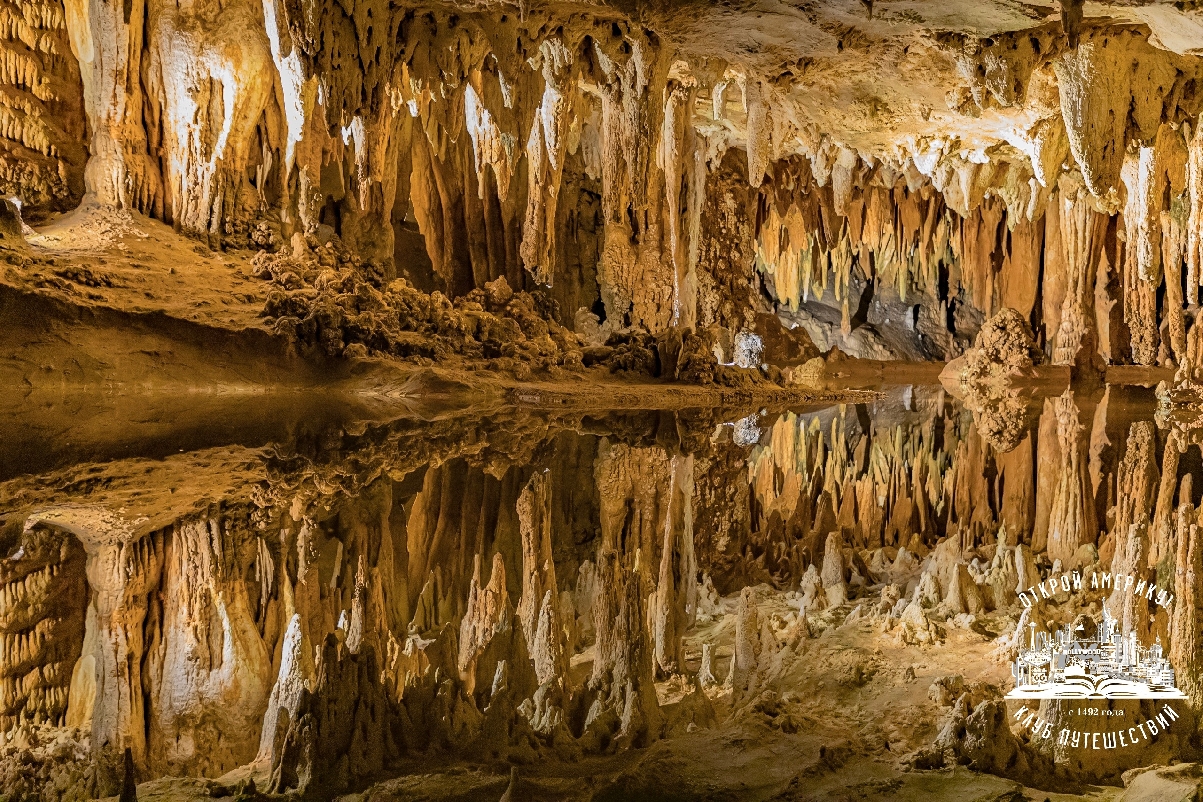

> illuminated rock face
[0,0,87,218]
[4,1,1203,361]
[8,1,1203,798]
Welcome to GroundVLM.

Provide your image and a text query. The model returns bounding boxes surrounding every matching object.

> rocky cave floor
[3,203,878,414]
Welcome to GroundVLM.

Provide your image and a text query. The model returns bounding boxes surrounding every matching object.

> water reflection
[0,384,1199,798]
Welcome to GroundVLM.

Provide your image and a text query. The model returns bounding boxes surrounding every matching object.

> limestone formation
[0,0,86,217]
[1042,391,1097,566]
[0,525,86,736]
[0,1,1199,365]
[820,532,847,609]
[147,514,272,776]
[952,307,1043,385]
[1170,495,1203,707]
[8,0,1203,799]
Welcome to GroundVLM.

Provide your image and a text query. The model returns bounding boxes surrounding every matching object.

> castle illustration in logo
[1007,607,1186,699]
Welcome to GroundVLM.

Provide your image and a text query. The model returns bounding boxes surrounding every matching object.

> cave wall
[5,2,1203,382]
[0,0,87,219]
[3,1,1198,361]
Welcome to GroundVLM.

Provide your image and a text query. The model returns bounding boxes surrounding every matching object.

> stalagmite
[650,456,697,675]
[697,642,717,689]
[1107,422,1159,569]
[458,553,512,693]
[1162,207,1188,364]
[1014,544,1040,598]
[345,556,366,655]
[520,40,574,286]
[80,534,164,770]
[728,587,759,691]
[997,437,1034,544]
[914,568,941,609]
[897,599,940,645]
[945,563,984,616]
[982,534,1018,609]
[1148,434,1182,571]
[589,442,667,745]
[0,526,86,736]
[1108,521,1151,641]
[256,614,313,767]
[820,532,848,609]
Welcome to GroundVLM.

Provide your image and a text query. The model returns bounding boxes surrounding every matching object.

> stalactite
[1044,177,1105,366]
[999,217,1042,318]
[1120,120,1194,369]
[661,69,697,327]
[1122,146,1163,286]
[744,80,772,189]
[70,0,164,215]
[1187,118,1203,306]
[6,0,1198,375]
[1042,391,1096,565]
[591,36,678,333]
[520,39,574,286]
[0,0,86,215]
[960,198,1004,316]
[145,0,276,241]
[1122,149,1162,368]
[1054,35,1131,198]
